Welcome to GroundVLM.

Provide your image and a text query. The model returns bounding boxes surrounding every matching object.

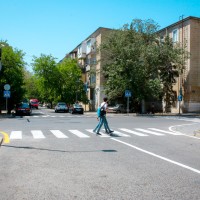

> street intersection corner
[0,136,3,147]
[0,131,10,144]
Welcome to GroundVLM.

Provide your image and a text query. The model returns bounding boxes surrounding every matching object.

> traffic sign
[4,84,10,91]
[4,90,10,98]
[125,90,131,97]
[178,95,182,101]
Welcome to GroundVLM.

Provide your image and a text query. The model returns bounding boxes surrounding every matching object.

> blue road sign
[178,95,182,101]
[125,90,131,97]
[3,90,10,98]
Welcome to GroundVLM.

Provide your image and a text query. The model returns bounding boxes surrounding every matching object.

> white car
[55,102,68,113]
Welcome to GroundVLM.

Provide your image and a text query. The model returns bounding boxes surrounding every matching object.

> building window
[172,29,178,43]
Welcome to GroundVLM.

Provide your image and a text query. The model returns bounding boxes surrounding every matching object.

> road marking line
[119,128,148,136]
[31,130,45,139]
[148,128,182,135]
[69,130,90,138]
[0,131,10,143]
[10,131,22,139]
[50,130,68,138]
[111,138,200,174]
[169,123,200,140]
[135,128,164,136]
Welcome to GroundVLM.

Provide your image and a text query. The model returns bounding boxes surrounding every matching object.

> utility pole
[178,15,184,114]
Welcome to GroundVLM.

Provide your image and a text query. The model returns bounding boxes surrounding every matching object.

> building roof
[65,27,112,56]
[158,16,200,33]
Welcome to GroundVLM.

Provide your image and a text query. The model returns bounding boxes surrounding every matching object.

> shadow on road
[2,144,117,153]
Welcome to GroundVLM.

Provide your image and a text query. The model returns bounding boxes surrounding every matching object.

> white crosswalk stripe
[31,130,45,139]
[69,130,90,138]
[119,128,148,136]
[148,128,183,135]
[10,131,22,139]
[135,128,165,136]
[50,130,68,138]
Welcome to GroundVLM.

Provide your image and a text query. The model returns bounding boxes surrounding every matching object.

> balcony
[86,38,96,55]
[77,42,86,59]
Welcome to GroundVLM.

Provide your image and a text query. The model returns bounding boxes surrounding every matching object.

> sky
[0,0,200,72]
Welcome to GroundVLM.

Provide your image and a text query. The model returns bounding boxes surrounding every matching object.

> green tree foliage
[156,36,187,111]
[31,55,88,106]
[56,58,88,104]
[32,54,58,106]
[100,19,187,112]
[23,70,39,100]
[100,19,161,101]
[0,41,26,112]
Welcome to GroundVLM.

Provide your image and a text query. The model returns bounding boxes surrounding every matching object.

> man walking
[93,97,114,135]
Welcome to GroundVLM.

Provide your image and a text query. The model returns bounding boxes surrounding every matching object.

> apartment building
[159,16,200,113]
[66,27,111,111]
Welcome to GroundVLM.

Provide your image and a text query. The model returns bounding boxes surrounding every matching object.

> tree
[156,36,188,112]
[23,70,39,100]
[56,58,88,104]
[0,41,26,113]
[32,55,88,106]
[100,19,187,113]
[32,54,58,107]
[100,19,162,108]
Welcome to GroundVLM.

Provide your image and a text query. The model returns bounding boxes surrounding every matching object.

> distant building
[66,27,112,111]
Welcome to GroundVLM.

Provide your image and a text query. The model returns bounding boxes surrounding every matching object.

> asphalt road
[0,108,200,200]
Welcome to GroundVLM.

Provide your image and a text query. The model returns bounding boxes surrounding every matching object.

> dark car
[15,102,32,116]
[69,103,84,114]
[55,102,68,113]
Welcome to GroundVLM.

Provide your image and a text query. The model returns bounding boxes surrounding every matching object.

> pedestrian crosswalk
[7,128,183,141]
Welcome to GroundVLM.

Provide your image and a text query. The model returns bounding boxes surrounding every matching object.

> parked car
[55,102,68,113]
[69,103,84,114]
[15,102,32,116]
[30,99,39,109]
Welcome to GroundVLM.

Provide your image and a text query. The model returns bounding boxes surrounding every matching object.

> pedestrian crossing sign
[3,90,10,98]
[125,90,131,97]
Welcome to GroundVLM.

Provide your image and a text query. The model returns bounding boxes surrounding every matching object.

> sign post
[125,90,132,114]
[4,84,11,114]
[178,95,182,115]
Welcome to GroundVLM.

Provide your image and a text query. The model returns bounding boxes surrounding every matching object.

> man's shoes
[109,130,114,133]
[96,132,101,135]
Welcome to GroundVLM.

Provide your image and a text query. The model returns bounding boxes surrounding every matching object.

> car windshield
[17,103,30,108]
[58,103,66,106]
[74,104,82,108]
